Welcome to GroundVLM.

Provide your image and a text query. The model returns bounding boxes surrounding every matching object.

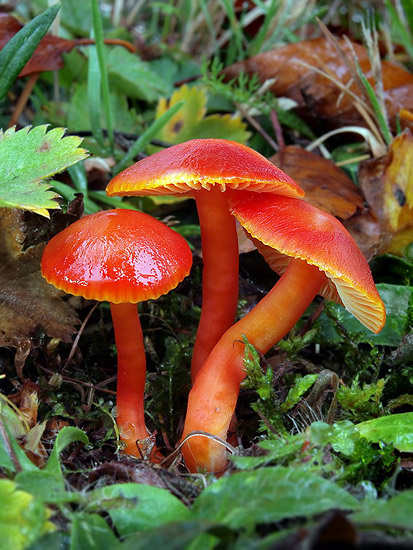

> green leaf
[193,466,358,530]
[0,4,59,100]
[70,513,119,550]
[355,413,413,452]
[114,100,185,174]
[87,483,190,535]
[352,491,413,530]
[0,125,88,217]
[15,470,77,504]
[154,85,250,145]
[61,0,92,37]
[280,374,318,412]
[67,84,141,134]
[45,426,89,475]
[107,47,167,102]
[0,479,55,550]
[315,284,412,347]
[119,521,228,550]
[15,428,88,504]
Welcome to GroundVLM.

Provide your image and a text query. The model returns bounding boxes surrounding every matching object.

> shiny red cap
[41,209,192,303]
[106,139,304,198]
[229,192,385,333]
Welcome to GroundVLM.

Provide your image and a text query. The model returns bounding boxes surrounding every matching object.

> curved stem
[191,189,239,381]
[110,303,149,456]
[182,259,325,472]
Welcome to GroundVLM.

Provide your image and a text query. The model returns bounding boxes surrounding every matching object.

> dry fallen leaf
[0,208,79,373]
[270,146,364,219]
[0,14,136,77]
[224,37,413,131]
[0,14,77,75]
[358,129,413,255]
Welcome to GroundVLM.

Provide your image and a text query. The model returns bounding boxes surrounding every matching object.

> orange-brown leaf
[358,130,413,255]
[224,37,413,130]
[270,146,364,219]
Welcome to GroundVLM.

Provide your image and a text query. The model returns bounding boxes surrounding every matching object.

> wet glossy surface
[41,209,193,303]
[106,139,304,198]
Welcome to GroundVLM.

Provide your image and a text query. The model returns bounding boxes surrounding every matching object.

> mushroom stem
[191,188,239,381]
[110,302,150,456]
[181,259,325,472]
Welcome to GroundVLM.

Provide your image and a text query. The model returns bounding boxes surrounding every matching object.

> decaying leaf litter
[0,2,413,549]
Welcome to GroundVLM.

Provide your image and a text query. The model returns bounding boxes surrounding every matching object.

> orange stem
[191,188,239,381]
[110,302,149,456]
[182,259,326,472]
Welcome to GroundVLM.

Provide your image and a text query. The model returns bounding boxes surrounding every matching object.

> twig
[158,430,238,467]
[235,102,279,153]
[62,303,99,372]
[35,363,117,396]
[8,73,39,128]
[270,109,285,166]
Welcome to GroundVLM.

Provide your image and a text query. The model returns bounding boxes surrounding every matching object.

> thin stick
[8,73,39,128]
[158,430,237,467]
[235,102,279,153]
[62,303,99,372]
[36,363,117,395]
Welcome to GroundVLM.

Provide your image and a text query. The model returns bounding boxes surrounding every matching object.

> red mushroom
[181,193,386,472]
[106,139,304,380]
[41,209,192,457]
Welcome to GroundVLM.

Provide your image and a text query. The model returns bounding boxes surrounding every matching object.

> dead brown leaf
[0,208,79,371]
[0,14,77,75]
[270,145,364,219]
[0,14,136,77]
[224,37,413,131]
[358,129,413,255]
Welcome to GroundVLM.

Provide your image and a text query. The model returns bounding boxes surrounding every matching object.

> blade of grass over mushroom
[87,41,105,148]
[0,4,59,100]
[0,125,88,217]
[91,0,114,151]
[114,100,185,174]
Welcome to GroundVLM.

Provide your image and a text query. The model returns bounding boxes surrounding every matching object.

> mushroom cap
[106,139,304,198]
[41,209,193,304]
[229,192,385,333]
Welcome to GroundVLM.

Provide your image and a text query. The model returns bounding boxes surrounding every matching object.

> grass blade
[87,42,104,147]
[114,100,185,174]
[0,4,60,100]
[91,0,114,151]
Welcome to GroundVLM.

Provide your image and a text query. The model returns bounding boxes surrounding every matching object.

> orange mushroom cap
[229,192,386,333]
[106,139,304,198]
[41,209,193,304]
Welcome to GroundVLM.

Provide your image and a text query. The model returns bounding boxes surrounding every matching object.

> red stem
[191,188,239,381]
[181,259,326,472]
[110,302,150,456]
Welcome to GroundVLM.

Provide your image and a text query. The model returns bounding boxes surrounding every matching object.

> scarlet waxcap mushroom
[107,139,304,380]
[41,209,192,457]
[181,193,385,472]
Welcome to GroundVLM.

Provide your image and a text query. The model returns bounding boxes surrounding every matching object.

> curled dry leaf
[358,129,413,255]
[269,146,364,220]
[0,14,76,75]
[0,208,79,372]
[0,14,135,77]
[224,37,413,131]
